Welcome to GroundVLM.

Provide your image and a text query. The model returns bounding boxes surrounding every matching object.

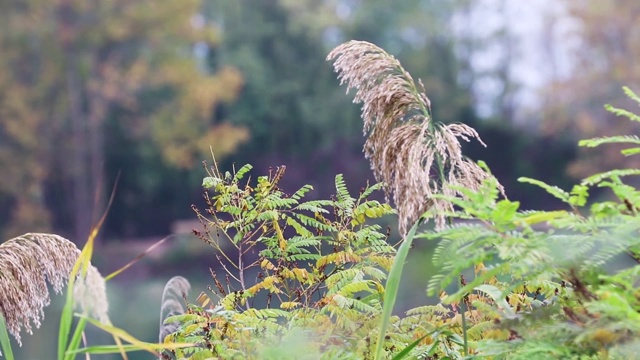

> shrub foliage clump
[157,42,640,360]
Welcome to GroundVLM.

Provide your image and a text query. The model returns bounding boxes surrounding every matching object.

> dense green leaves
[410,88,640,358]
[163,162,401,358]
[162,67,640,360]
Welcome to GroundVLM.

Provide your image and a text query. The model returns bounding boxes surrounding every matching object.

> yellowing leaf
[196,293,211,308]
[280,302,300,310]
[260,259,276,270]
[292,268,310,282]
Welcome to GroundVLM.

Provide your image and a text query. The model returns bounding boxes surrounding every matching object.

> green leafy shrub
[416,86,640,359]
[158,39,640,360]
[164,163,399,359]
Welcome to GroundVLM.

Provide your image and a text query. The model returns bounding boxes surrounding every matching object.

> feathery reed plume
[0,233,109,344]
[328,40,501,233]
[73,265,110,324]
[158,276,190,346]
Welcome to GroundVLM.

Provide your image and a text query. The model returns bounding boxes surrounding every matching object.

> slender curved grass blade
[374,222,419,360]
[0,314,14,360]
[391,334,429,360]
[60,181,118,360]
[58,243,92,360]
[57,281,75,360]
[63,316,87,360]
[105,236,172,281]
[112,334,127,360]
[67,342,194,355]
[77,316,195,355]
[67,344,147,355]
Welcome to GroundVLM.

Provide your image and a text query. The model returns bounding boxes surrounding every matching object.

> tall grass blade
[69,341,196,356]
[58,235,95,360]
[105,236,173,281]
[59,182,115,359]
[63,317,88,360]
[374,222,419,360]
[77,316,195,356]
[0,314,14,360]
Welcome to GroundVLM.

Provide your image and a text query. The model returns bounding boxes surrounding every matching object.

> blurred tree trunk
[66,61,92,242]
[58,0,93,242]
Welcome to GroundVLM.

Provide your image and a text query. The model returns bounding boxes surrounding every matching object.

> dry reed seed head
[159,276,191,343]
[328,40,501,234]
[0,233,109,345]
[327,41,430,135]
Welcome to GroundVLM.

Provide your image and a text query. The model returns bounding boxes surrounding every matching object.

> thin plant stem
[0,314,14,360]
[460,276,469,356]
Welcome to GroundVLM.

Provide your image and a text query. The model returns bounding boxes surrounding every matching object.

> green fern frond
[357,242,394,255]
[405,304,450,317]
[579,135,640,148]
[334,174,355,212]
[202,176,222,189]
[337,280,374,297]
[262,194,299,209]
[430,226,495,267]
[622,86,640,103]
[255,209,279,222]
[233,164,253,182]
[426,274,447,297]
[223,204,244,216]
[285,216,314,237]
[366,255,394,271]
[354,202,394,221]
[359,182,385,200]
[621,147,640,156]
[326,268,364,293]
[605,104,640,123]
[282,245,312,256]
[466,321,496,341]
[581,168,640,186]
[285,254,320,262]
[220,292,243,310]
[334,174,350,201]
[582,232,635,269]
[518,177,570,203]
[291,184,314,200]
[317,250,363,269]
[285,236,322,248]
[244,308,291,320]
[235,316,283,333]
[331,294,379,314]
[360,266,387,281]
[291,213,336,232]
[295,199,333,213]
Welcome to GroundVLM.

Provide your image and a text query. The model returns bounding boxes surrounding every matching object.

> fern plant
[416,87,640,358]
[196,162,395,309]
[160,161,402,359]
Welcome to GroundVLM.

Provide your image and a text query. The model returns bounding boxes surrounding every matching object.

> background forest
[0,0,639,359]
